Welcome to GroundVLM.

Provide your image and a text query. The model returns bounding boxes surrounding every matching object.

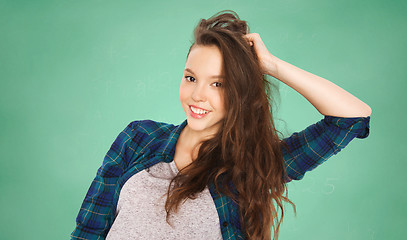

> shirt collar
[158,119,188,160]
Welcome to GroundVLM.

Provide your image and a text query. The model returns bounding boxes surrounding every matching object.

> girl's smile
[189,105,211,119]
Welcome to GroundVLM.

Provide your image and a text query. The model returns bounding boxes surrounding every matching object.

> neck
[179,125,218,159]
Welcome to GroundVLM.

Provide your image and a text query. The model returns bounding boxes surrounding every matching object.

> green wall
[1,0,405,239]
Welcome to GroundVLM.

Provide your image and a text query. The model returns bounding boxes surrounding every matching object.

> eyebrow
[184,68,224,79]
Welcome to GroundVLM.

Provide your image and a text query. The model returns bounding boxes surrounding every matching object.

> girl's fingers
[243,34,254,46]
[244,33,260,46]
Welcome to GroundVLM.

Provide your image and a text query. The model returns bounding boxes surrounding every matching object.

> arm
[243,33,372,118]
[243,33,371,181]
[280,115,370,181]
[71,121,139,240]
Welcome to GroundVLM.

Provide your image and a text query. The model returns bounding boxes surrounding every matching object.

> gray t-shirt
[106,160,223,240]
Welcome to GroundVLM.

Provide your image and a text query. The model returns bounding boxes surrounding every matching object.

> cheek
[218,95,226,115]
[211,93,225,110]
[179,83,190,102]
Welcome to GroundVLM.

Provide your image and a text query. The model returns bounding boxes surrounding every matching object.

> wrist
[264,55,280,78]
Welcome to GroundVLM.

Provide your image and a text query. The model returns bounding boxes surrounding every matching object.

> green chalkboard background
[1,0,406,239]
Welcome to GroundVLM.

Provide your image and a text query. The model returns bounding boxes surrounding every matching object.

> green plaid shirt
[71,115,370,240]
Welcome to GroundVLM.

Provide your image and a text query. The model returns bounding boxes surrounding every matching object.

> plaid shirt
[71,115,370,240]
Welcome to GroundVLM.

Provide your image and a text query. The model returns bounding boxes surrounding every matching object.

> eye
[212,82,223,88]
[185,76,196,82]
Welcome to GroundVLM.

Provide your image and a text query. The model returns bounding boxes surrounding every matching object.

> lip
[189,105,210,119]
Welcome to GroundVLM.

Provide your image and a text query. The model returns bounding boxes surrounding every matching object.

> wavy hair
[165,10,295,240]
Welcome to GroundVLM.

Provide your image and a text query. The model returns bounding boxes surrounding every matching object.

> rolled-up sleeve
[281,115,370,182]
[71,121,140,240]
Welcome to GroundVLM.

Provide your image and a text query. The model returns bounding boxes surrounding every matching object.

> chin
[186,118,209,131]
[186,117,222,134]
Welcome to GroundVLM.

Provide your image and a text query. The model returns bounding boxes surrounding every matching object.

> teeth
[191,106,209,115]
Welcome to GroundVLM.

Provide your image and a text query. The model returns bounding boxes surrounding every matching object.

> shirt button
[222,221,228,227]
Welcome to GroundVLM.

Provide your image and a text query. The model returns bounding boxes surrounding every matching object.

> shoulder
[128,119,177,137]
[124,119,179,156]
[127,120,178,151]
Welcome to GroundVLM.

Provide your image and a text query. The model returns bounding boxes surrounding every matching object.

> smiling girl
[71,10,371,240]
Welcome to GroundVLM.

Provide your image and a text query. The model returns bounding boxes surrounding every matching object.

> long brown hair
[165,10,295,239]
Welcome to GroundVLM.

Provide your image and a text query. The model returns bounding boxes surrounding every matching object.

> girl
[71,10,371,240]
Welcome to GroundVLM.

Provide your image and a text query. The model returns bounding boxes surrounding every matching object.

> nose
[191,83,207,102]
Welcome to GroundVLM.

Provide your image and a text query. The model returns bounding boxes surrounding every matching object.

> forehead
[185,45,224,77]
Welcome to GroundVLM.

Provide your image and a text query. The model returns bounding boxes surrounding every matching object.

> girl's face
[179,45,226,135]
